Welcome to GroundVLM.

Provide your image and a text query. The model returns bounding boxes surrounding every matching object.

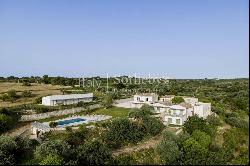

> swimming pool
[57,118,86,126]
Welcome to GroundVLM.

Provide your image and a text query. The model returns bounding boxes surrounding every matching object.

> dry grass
[0,82,67,107]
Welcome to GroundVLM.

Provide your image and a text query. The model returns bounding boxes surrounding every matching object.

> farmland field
[0,82,67,107]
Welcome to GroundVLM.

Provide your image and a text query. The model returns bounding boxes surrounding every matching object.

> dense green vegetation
[0,108,20,134]
[0,76,248,165]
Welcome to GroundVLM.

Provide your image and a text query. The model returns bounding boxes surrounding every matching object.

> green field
[91,107,131,118]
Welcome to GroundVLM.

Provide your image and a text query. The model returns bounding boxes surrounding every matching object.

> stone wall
[20,104,101,122]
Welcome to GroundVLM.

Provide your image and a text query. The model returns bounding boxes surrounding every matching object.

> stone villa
[130,93,212,125]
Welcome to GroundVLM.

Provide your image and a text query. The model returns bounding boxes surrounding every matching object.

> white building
[164,105,188,125]
[159,95,175,103]
[129,93,212,125]
[42,93,93,106]
[131,93,158,108]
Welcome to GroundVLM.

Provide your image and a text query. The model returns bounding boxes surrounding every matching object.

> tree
[76,139,111,165]
[183,115,207,134]
[171,96,185,104]
[142,116,164,136]
[101,94,114,109]
[105,118,145,145]
[128,108,150,119]
[21,90,32,98]
[39,154,64,165]
[0,114,14,134]
[43,75,50,84]
[156,140,181,164]
[206,114,221,127]
[0,136,17,153]
[191,130,211,148]
[181,137,208,165]
[0,150,15,165]
[7,90,19,102]
[34,140,71,161]
[0,136,17,165]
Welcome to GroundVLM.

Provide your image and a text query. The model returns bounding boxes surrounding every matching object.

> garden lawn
[91,107,131,118]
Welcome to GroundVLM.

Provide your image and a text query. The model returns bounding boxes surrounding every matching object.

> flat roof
[135,93,157,96]
[170,105,186,110]
[160,95,175,98]
[43,93,93,101]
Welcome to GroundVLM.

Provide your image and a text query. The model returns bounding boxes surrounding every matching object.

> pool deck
[43,115,112,128]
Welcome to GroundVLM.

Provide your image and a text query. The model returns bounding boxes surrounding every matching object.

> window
[137,97,140,101]
[146,98,149,101]
[168,118,172,124]
[176,119,181,125]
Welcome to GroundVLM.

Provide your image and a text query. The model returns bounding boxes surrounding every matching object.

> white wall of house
[42,94,93,106]
[164,115,185,125]
[131,102,144,108]
[159,96,174,102]
[42,96,52,106]
[133,94,158,103]
[129,94,212,126]
[193,102,211,118]
[183,97,198,106]
[153,106,166,113]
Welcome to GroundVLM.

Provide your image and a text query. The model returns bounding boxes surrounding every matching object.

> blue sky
[0,0,249,78]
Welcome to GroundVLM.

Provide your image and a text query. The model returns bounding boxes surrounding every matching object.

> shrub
[183,115,207,134]
[76,139,111,165]
[39,154,64,165]
[21,90,32,98]
[101,94,114,109]
[0,150,15,165]
[49,121,58,128]
[34,140,71,161]
[211,106,225,116]
[0,94,9,101]
[171,96,185,104]
[225,117,249,130]
[175,131,190,147]
[206,114,221,126]
[162,130,178,142]
[105,118,145,145]
[22,82,31,86]
[142,116,164,136]
[0,136,17,153]
[0,114,15,134]
[7,90,19,102]
[155,140,180,164]
[128,108,151,119]
[191,130,211,148]
[34,97,42,104]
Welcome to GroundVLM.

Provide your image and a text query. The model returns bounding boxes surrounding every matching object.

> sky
[0,0,249,78]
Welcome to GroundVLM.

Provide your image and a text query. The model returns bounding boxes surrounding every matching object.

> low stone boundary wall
[20,104,101,121]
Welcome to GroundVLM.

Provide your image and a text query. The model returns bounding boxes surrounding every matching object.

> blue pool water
[57,118,86,126]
